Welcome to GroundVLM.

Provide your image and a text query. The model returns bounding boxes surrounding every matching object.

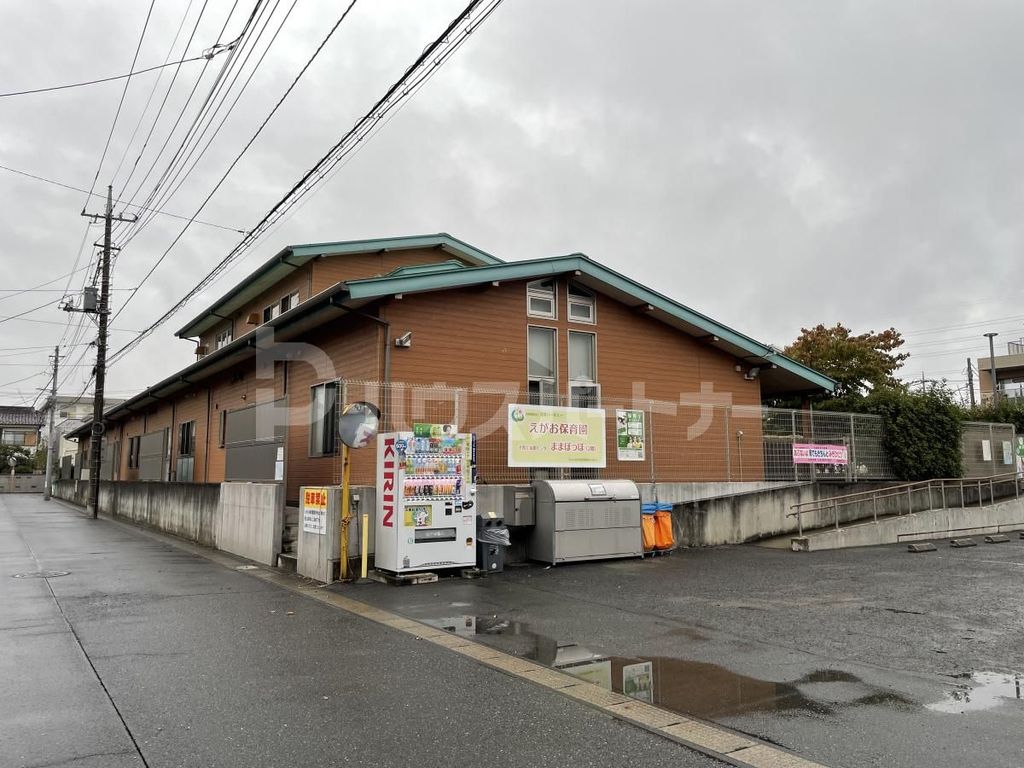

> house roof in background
[0,406,44,427]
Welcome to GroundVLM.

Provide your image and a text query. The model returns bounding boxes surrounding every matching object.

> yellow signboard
[507,404,606,468]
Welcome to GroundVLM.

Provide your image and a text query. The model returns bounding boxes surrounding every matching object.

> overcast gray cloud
[1,0,1022,406]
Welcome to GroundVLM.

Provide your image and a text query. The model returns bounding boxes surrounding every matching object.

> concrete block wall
[1,473,46,493]
[217,483,284,566]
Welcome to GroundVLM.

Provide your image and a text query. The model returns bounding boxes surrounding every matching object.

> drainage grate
[13,570,70,579]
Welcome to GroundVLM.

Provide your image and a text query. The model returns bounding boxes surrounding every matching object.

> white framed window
[567,282,596,324]
[280,291,300,313]
[568,331,599,407]
[527,326,558,405]
[527,279,557,319]
[262,304,280,323]
[214,326,232,350]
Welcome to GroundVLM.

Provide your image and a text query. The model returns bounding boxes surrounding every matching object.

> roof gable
[175,234,501,339]
[342,254,835,394]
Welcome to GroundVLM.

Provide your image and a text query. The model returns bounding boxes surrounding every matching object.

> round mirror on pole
[339,401,380,449]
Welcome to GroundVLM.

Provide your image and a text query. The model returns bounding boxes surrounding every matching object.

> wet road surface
[1,495,723,768]
[344,538,1024,767]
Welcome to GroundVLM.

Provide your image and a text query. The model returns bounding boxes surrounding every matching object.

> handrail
[787,472,1021,538]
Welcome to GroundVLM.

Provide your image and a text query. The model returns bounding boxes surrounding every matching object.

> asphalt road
[349,533,1024,768]
[0,494,722,768]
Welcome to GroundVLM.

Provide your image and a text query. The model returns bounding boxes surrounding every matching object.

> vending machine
[375,425,476,573]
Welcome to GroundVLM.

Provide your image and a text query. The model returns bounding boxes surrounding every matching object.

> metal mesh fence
[334,381,899,485]
[961,421,1017,478]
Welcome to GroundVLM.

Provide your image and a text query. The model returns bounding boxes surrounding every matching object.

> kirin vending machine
[375,424,475,573]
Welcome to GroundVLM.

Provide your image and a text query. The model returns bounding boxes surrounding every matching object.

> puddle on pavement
[927,671,1023,714]
[423,615,914,720]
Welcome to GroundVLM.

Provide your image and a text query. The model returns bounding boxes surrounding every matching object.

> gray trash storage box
[529,479,642,564]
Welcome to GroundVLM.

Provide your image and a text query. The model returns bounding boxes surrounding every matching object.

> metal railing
[788,472,1021,537]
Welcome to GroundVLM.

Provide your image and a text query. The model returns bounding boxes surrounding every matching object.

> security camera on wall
[394,331,412,348]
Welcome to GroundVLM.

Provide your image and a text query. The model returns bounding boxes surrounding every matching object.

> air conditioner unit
[195,346,209,357]
[246,312,260,325]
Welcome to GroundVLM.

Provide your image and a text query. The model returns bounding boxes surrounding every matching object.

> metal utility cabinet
[529,479,642,564]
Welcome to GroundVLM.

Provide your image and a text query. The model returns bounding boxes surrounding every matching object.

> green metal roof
[386,259,467,278]
[344,254,836,394]
[175,233,502,340]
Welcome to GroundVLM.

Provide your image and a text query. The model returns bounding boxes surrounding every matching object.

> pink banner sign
[792,443,849,465]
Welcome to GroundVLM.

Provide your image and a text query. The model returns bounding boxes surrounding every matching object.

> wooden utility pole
[80,186,135,519]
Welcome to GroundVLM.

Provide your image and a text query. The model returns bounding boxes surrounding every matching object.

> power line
[110,0,250,237]
[108,0,200,185]
[83,0,159,206]
[109,0,504,360]
[114,0,283,246]
[114,0,212,202]
[0,264,91,301]
[0,162,246,233]
[0,298,60,326]
[0,53,214,98]
[111,0,357,322]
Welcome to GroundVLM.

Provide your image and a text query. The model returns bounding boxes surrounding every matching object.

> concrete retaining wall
[796,497,1024,550]
[53,480,220,547]
[671,481,910,547]
[217,483,284,566]
[52,480,283,564]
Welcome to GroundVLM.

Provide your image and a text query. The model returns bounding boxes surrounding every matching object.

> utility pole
[79,186,135,519]
[966,358,976,408]
[984,332,999,406]
[43,346,58,501]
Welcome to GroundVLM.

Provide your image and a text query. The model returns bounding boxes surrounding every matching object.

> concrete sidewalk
[0,494,721,768]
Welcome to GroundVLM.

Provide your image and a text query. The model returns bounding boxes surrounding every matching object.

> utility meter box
[529,479,642,564]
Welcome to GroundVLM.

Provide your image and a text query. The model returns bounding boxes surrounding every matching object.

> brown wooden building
[70,234,833,503]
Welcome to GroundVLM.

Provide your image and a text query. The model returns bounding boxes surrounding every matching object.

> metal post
[849,414,857,482]
[907,486,912,515]
[978,480,983,509]
[941,482,947,509]
[43,346,58,501]
[989,423,996,475]
[359,511,370,580]
[796,507,803,537]
[834,499,839,531]
[872,494,878,523]
[340,443,352,580]
[989,477,994,505]
[647,403,657,495]
[791,410,798,482]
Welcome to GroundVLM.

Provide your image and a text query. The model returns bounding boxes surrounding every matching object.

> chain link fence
[333,381,898,485]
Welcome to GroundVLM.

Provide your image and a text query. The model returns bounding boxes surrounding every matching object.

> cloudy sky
[1,0,1021,408]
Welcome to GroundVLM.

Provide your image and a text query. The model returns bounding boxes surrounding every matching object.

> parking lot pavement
[1,494,722,768]
[343,538,1024,768]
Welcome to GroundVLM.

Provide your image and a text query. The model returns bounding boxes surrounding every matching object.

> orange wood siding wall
[198,263,314,351]
[281,316,382,503]
[310,247,461,293]
[381,279,765,482]
[91,253,774,490]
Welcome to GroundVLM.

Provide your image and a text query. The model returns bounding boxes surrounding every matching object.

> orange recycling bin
[654,509,674,550]
[641,513,657,552]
